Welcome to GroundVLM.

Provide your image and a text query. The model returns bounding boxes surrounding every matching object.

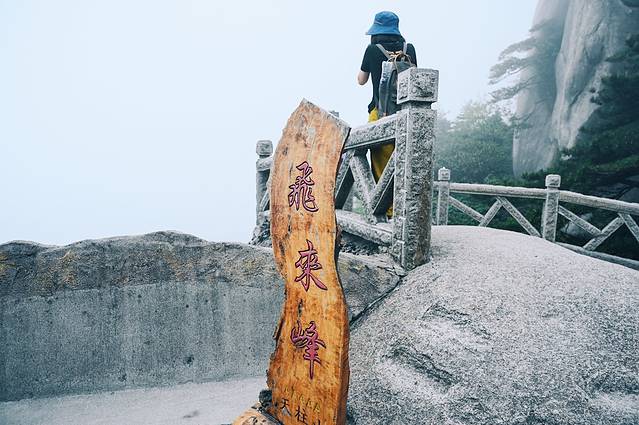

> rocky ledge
[348,226,639,425]
[2,226,638,425]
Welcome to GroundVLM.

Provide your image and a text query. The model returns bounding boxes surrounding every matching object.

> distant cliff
[513,0,639,176]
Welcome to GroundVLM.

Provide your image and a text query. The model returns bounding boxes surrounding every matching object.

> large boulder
[3,226,638,424]
[0,231,399,401]
[348,226,639,425]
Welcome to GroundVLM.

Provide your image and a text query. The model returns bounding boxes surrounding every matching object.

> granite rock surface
[348,226,639,425]
[0,231,399,401]
[3,226,639,425]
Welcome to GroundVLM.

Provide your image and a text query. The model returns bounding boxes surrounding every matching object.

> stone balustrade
[253,68,439,271]
[434,168,639,270]
[253,79,639,272]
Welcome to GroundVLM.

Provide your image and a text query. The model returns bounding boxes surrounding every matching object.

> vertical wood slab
[267,100,350,425]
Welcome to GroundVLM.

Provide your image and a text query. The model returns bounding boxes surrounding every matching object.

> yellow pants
[368,108,394,217]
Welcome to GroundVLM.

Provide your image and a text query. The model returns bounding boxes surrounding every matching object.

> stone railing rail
[434,168,639,270]
[255,67,439,270]
[255,70,637,271]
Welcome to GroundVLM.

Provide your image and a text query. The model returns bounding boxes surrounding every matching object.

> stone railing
[254,68,439,270]
[434,168,639,270]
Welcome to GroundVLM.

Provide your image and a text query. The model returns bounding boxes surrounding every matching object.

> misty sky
[0,0,537,245]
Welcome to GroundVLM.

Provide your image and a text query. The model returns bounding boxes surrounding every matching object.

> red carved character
[290,321,326,379]
[288,161,319,212]
[294,239,327,291]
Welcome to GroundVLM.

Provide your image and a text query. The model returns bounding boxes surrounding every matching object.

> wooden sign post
[233,100,350,425]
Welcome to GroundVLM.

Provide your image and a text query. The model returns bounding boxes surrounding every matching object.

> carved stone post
[391,68,439,270]
[542,174,561,241]
[436,167,451,225]
[256,139,273,223]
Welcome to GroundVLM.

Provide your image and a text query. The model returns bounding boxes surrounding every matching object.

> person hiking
[357,11,417,215]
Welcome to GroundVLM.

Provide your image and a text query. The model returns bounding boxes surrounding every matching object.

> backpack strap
[376,44,391,60]
[403,42,407,54]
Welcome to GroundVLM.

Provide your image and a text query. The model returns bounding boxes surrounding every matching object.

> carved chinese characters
[276,387,323,425]
[295,239,327,292]
[289,161,319,212]
[289,161,328,379]
[291,321,326,379]
[266,100,350,425]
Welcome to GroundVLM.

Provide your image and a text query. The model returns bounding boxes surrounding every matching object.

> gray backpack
[377,43,415,117]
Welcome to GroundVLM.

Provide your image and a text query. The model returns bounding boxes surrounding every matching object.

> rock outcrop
[348,226,639,425]
[513,0,639,176]
[3,227,639,424]
[0,232,399,401]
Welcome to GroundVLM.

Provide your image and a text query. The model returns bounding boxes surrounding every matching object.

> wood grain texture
[233,407,280,425]
[267,100,350,425]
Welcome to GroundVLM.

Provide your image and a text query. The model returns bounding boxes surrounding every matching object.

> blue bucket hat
[366,11,401,36]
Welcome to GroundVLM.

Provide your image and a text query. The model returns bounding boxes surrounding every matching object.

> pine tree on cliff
[488,19,563,112]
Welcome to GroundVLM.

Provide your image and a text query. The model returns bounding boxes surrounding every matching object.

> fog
[0,0,536,245]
